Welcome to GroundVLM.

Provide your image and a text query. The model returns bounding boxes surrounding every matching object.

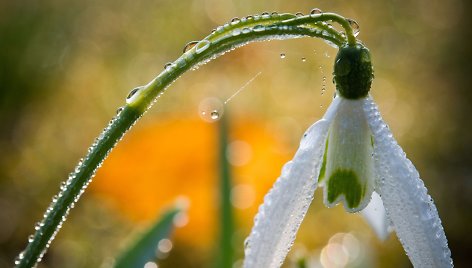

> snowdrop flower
[243,44,453,268]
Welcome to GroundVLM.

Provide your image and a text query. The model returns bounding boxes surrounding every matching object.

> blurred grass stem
[217,113,234,268]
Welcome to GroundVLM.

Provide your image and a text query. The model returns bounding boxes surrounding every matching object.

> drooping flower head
[244,43,453,268]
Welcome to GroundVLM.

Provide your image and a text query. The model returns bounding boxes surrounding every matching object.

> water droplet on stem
[346,18,360,37]
[231,17,240,25]
[127,87,140,99]
[195,40,211,54]
[310,8,323,15]
[183,41,199,53]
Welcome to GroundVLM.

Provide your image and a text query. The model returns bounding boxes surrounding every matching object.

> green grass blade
[114,208,180,268]
[217,113,234,268]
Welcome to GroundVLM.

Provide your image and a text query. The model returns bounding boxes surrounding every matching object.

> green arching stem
[205,13,345,46]
[128,25,344,113]
[16,11,359,268]
[282,13,357,45]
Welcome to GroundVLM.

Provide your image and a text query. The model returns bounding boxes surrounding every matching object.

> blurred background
[1,0,471,267]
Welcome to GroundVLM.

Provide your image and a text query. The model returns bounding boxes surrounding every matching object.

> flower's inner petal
[321,98,375,212]
[360,191,392,240]
[243,115,336,268]
[364,97,452,267]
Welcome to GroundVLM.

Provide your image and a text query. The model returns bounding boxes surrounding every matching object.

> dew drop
[280,53,286,59]
[271,11,278,16]
[261,12,270,18]
[296,12,304,17]
[183,41,199,53]
[232,28,241,36]
[210,110,220,120]
[195,40,211,54]
[346,18,360,37]
[301,57,306,62]
[324,40,338,48]
[322,76,327,92]
[310,8,323,15]
[253,25,265,32]
[231,17,240,25]
[15,252,24,265]
[198,97,223,122]
[242,27,251,34]
[34,222,42,231]
[127,87,140,99]
[245,15,254,20]
[164,62,174,71]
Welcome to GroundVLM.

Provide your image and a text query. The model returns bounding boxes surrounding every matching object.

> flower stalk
[16,10,357,268]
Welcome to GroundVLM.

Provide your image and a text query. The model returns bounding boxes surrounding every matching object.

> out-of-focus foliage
[1,0,471,267]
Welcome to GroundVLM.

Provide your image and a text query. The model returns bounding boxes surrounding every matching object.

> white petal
[243,98,341,268]
[363,97,452,267]
[360,191,392,240]
[321,98,375,212]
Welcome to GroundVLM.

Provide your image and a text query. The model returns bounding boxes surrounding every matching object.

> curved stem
[282,13,357,45]
[16,12,357,268]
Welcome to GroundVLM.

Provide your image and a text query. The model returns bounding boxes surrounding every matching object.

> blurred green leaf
[114,207,180,268]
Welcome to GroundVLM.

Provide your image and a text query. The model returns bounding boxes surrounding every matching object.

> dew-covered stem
[16,107,141,268]
[281,13,357,45]
[16,11,359,268]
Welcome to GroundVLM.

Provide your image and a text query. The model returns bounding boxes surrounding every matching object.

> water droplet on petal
[183,41,199,53]
[346,18,360,37]
[199,97,223,122]
[310,8,323,15]
[280,53,286,59]
[245,15,254,20]
[261,12,270,18]
[296,12,304,17]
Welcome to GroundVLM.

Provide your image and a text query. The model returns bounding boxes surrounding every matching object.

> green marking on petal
[327,169,364,209]
[318,137,329,183]
[370,135,374,147]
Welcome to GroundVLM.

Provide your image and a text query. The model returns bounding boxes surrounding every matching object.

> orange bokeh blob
[92,116,292,249]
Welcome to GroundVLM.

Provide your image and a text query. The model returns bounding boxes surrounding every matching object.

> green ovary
[327,169,365,209]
